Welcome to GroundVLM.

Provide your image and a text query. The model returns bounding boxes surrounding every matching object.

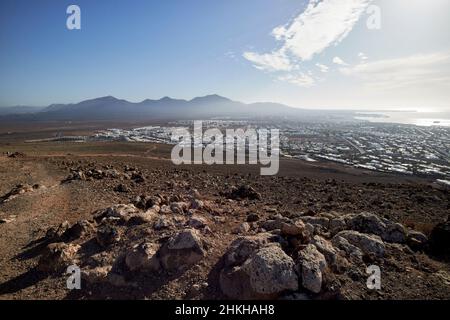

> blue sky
[1,0,450,110]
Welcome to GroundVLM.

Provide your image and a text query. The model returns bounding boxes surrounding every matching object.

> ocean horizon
[355,111,450,127]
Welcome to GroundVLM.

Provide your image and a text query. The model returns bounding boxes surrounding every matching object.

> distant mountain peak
[77,95,120,103]
[190,94,232,103]
[140,96,185,104]
[93,95,119,102]
[205,94,227,99]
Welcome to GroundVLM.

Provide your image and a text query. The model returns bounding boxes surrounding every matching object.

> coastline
[354,111,450,127]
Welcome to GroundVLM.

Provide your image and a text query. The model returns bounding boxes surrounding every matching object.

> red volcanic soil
[0,141,449,300]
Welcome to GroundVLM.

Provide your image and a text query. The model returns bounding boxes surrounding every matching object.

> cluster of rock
[218,211,433,299]
[63,165,145,183]
[0,215,17,224]
[222,185,261,201]
[33,183,448,299]
[0,183,43,204]
[6,151,26,158]
[36,190,212,288]
[38,217,207,283]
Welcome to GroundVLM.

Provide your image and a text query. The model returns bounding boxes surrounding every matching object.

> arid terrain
[2,0,450,306]
[0,135,449,300]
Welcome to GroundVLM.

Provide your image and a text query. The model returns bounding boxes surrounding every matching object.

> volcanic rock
[190,199,204,210]
[246,213,259,222]
[82,266,112,284]
[261,217,306,237]
[429,217,450,255]
[37,242,80,273]
[226,185,261,200]
[133,195,160,210]
[188,215,207,229]
[310,235,348,272]
[0,183,34,204]
[330,212,407,243]
[220,244,298,299]
[222,234,273,268]
[154,216,174,230]
[45,221,71,242]
[334,230,385,258]
[65,220,95,240]
[94,204,140,222]
[160,205,172,214]
[158,229,207,270]
[296,244,327,293]
[125,242,160,272]
[407,230,428,251]
[96,224,121,247]
[7,152,26,158]
[114,184,130,193]
[131,172,145,183]
[64,171,86,182]
[299,216,330,230]
[331,235,364,261]
[234,222,251,234]
[170,202,189,214]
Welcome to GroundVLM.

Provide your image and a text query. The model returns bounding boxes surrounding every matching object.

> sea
[354,111,450,127]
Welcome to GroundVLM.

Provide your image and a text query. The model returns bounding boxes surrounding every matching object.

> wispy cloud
[243,51,293,72]
[271,0,372,61]
[316,63,329,73]
[277,73,315,87]
[358,52,368,61]
[339,51,450,89]
[224,51,236,59]
[243,0,372,86]
[333,56,348,66]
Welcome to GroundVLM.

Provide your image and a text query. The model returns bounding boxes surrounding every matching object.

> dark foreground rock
[219,236,298,299]
[37,243,80,273]
[158,229,207,271]
[429,216,450,256]
[224,185,262,200]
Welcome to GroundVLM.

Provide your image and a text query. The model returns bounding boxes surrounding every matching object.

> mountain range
[0,95,354,122]
[0,95,301,121]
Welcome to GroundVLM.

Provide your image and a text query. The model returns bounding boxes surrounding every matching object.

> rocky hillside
[0,150,449,300]
[33,191,450,300]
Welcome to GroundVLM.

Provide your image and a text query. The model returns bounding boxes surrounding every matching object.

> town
[88,120,450,182]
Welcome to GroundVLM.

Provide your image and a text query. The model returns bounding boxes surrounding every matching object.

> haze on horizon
[1,0,450,112]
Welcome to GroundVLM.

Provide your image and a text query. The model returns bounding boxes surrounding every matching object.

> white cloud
[243,0,372,86]
[242,51,293,72]
[271,25,288,41]
[333,56,348,66]
[225,51,236,59]
[358,52,368,61]
[277,73,315,87]
[316,63,329,73]
[277,0,372,61]
[339,51,450,89]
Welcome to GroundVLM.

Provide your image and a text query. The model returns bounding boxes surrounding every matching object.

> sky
[1,0,450,111]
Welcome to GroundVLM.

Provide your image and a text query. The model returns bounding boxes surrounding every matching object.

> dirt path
[0,156,136,299]
[0,158,75,299]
